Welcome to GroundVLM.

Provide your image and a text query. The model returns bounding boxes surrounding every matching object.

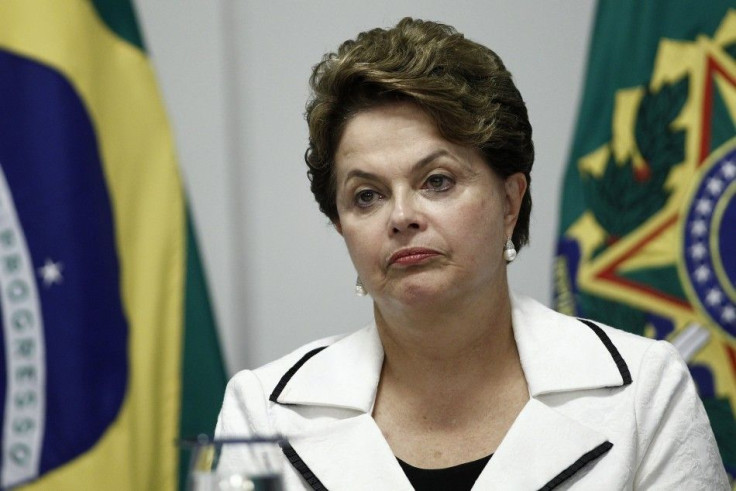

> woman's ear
[504,173,527,236]
[333,219,343,236]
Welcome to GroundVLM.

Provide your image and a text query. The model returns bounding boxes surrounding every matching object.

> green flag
[555,2,736,483]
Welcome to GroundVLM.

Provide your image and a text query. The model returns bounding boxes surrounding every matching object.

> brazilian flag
[555,1,736,484]
[0,1,226,489]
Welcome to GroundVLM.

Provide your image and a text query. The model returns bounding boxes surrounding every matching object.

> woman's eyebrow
[410,149,454,173]
[342,149,456,186]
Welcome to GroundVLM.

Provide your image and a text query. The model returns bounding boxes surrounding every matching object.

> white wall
[135,1,597,373]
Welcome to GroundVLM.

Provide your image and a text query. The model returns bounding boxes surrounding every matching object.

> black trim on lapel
[270,346,328,403]
[577,319,632,385]
[281,443,329,490]
[538,441,613,491]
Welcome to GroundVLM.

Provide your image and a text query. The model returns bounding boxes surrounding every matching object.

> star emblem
[693,265,711,283]
[722,305,736,324]
[722,160,736,179]
[696,198,713,215]
[690,219,707,237]
[706,288,724,306]
[706,177,724,195]
[38,258,63,287]
[689,242,708,260]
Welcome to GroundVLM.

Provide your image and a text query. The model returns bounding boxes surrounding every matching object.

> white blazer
[215,294,729,490]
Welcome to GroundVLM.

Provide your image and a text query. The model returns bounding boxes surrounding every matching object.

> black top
[397,454,492,490]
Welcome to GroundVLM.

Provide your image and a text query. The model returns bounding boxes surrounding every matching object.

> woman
[216,18,728,490]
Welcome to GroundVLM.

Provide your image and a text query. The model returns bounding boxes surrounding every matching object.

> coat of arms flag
[556,1,736,485]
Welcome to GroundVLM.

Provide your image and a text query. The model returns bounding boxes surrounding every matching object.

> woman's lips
[388,248,441,267]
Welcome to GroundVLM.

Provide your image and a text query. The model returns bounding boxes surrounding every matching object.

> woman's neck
[372,284,521,395]
[371,284,529,467]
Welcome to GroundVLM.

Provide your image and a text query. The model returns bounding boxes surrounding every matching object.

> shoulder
[578,314,691,388]
[233,332,345,400]
[628,338,728,487]
[570,312,690,392]
[252,332,348,395]
[511,292,674,391]
[215,332,345,437]
[513,292,677,372]
[513,295,727,485]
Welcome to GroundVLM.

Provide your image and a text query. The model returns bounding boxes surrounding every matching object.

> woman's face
[333,102,526,310]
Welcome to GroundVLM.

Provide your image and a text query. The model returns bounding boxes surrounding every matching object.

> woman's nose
[389,193,425,235]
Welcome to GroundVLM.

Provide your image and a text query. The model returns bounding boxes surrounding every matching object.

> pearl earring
[503,237,517,263]
[355,276,367,296]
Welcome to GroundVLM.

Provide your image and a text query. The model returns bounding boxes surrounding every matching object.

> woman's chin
[378,278,460,309]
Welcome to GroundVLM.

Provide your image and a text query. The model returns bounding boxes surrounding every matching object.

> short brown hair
[305,17,534,250]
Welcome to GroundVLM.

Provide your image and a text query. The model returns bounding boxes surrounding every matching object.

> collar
[272,293,630,410]
[271,323,383,412]
[510,292,630,397]
[271,293,627,490]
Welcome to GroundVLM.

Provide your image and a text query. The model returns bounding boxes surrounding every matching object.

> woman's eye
[424,174,454,191]
[355,189,379,207]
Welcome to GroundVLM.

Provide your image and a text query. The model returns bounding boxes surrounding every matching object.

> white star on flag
[690,219,707,237]
[696,198,713,215]
[706,288,723,306]
[722,161,736,179]
[38,258,63,287]
[693,265,711,283]
[706,177,724,195]
[722,305,736,324]
[690,242,707,260]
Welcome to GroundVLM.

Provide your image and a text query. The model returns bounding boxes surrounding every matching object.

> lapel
[273,325,412,489]
[509,292,630,397]
[287,414,414,490]
[271,294,629,490]
[273,324,383,412]
[473,399,612,490]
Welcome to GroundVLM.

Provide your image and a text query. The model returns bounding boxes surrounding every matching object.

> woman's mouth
[388,248,442,267]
